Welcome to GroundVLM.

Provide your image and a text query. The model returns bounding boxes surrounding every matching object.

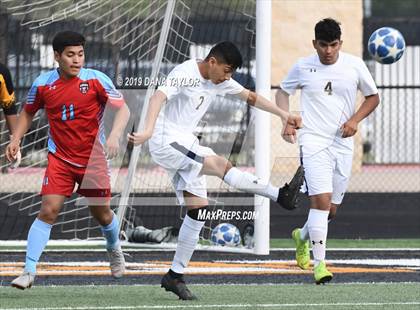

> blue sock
[101,213,120,250]
[25,218,52,274]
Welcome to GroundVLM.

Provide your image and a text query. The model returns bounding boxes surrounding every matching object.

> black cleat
[161,272,197,300]
[277,165,305,210]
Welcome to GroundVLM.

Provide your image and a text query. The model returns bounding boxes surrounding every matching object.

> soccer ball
[368,27,405,64]
[211,223,241,247]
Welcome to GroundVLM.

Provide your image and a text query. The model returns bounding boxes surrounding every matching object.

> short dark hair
[52,31,85,53]
[205,41,243,70]
[315,18,341,42]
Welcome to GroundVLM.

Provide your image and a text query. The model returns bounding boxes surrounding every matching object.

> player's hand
[286,114,303,129]
[5,139,20,163]
[341,119,358,138]
[127,131,151,146]
[282,124,297,144]
[9,149,22,169]
[105,134,120,159]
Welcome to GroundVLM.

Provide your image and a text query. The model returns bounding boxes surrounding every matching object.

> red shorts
[41,153,111,198]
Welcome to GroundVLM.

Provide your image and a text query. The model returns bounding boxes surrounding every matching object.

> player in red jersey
[5,31,130,289]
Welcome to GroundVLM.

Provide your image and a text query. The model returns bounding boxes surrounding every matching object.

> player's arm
[6,74,43,165]
[0,64,18,136]
[4,113,18,135]
[275,88,297,143]
[2,97,18,136]
[237,89,302,130]
[5,109,35,162]
[93,71,131,158]
[109,103,130,139]
[127,90,166,145]
[105,102,130,158]
[275,88,290,115]
[341,94,380,138]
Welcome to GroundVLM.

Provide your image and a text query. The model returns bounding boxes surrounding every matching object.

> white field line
[271,248,420,252]
[1,240,420,251]
[1,302,420,310]
[0,282,419,287]
[2,259,419,267]
[217,259,420,267]
[0,247,419,253]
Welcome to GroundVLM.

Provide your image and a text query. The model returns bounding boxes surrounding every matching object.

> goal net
[0,0,279,252]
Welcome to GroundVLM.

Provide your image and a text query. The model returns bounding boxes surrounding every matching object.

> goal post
[116,0,176,230]
[254,0,271,255]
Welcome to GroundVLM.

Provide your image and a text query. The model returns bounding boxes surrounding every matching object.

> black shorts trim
[3,103,17,115]
[170,142,204,164]
[300,146,309,195]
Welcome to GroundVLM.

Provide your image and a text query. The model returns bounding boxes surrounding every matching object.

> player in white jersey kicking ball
[128,41,304,299]
[277,18,380,284]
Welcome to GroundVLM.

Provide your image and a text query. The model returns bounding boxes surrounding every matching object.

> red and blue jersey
[24,68,125,167]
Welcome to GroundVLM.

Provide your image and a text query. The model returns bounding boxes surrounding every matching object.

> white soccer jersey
[150,59,244,149]
[281,52,378,155]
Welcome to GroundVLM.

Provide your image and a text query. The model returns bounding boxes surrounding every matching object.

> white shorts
[301,146,353,205]
[150,136,216,205]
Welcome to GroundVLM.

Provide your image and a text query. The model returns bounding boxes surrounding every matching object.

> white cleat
[11,271,35,290]
[107,245,125,278]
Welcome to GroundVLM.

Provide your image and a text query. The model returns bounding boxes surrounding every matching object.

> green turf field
[1,283,419,309]
[0,238,419,252]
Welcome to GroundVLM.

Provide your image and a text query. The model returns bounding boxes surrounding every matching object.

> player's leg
[161,192,206,300]
[159,139,303,209]
[201,155,304,209]
[12,154,74,290]
[329,204,338,220]
[294,149,334,283]
[291,175,310,269]
[11,194,66,289]
[292,201,337,271]
[89,202,117,248]
[293,153,351,283]
[78,160,125,279]
[294,205,337,244]
[151,139,211,299]
[291,225,310,270]
[88,201,125,278]
[309,150,352,283]
[329,151,353,222]
[307,193,333,284]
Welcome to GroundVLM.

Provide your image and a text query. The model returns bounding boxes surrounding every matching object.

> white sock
[300,221,309,241]
[224,167,278,201]
[307,209,329,267]
[171,215,204,274]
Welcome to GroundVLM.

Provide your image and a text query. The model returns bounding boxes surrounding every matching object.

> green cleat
[314,261,333,284]
[292,228,310,270]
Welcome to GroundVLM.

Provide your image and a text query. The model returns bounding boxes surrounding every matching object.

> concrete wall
[270,0,364,174]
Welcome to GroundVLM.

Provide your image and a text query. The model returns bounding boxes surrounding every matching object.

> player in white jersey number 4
[128,41,304,300]
[277,18,380,284]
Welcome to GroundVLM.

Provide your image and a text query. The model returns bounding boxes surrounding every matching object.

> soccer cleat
[277,165,305,210]
[292,228,310,270]
[161,272,197,300]
[107,245,125,278]
[11,271,35,290]
[314,261,333,285]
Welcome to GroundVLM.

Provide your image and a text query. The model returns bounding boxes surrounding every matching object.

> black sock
[168,269,183,279]
[187,206,207,222]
